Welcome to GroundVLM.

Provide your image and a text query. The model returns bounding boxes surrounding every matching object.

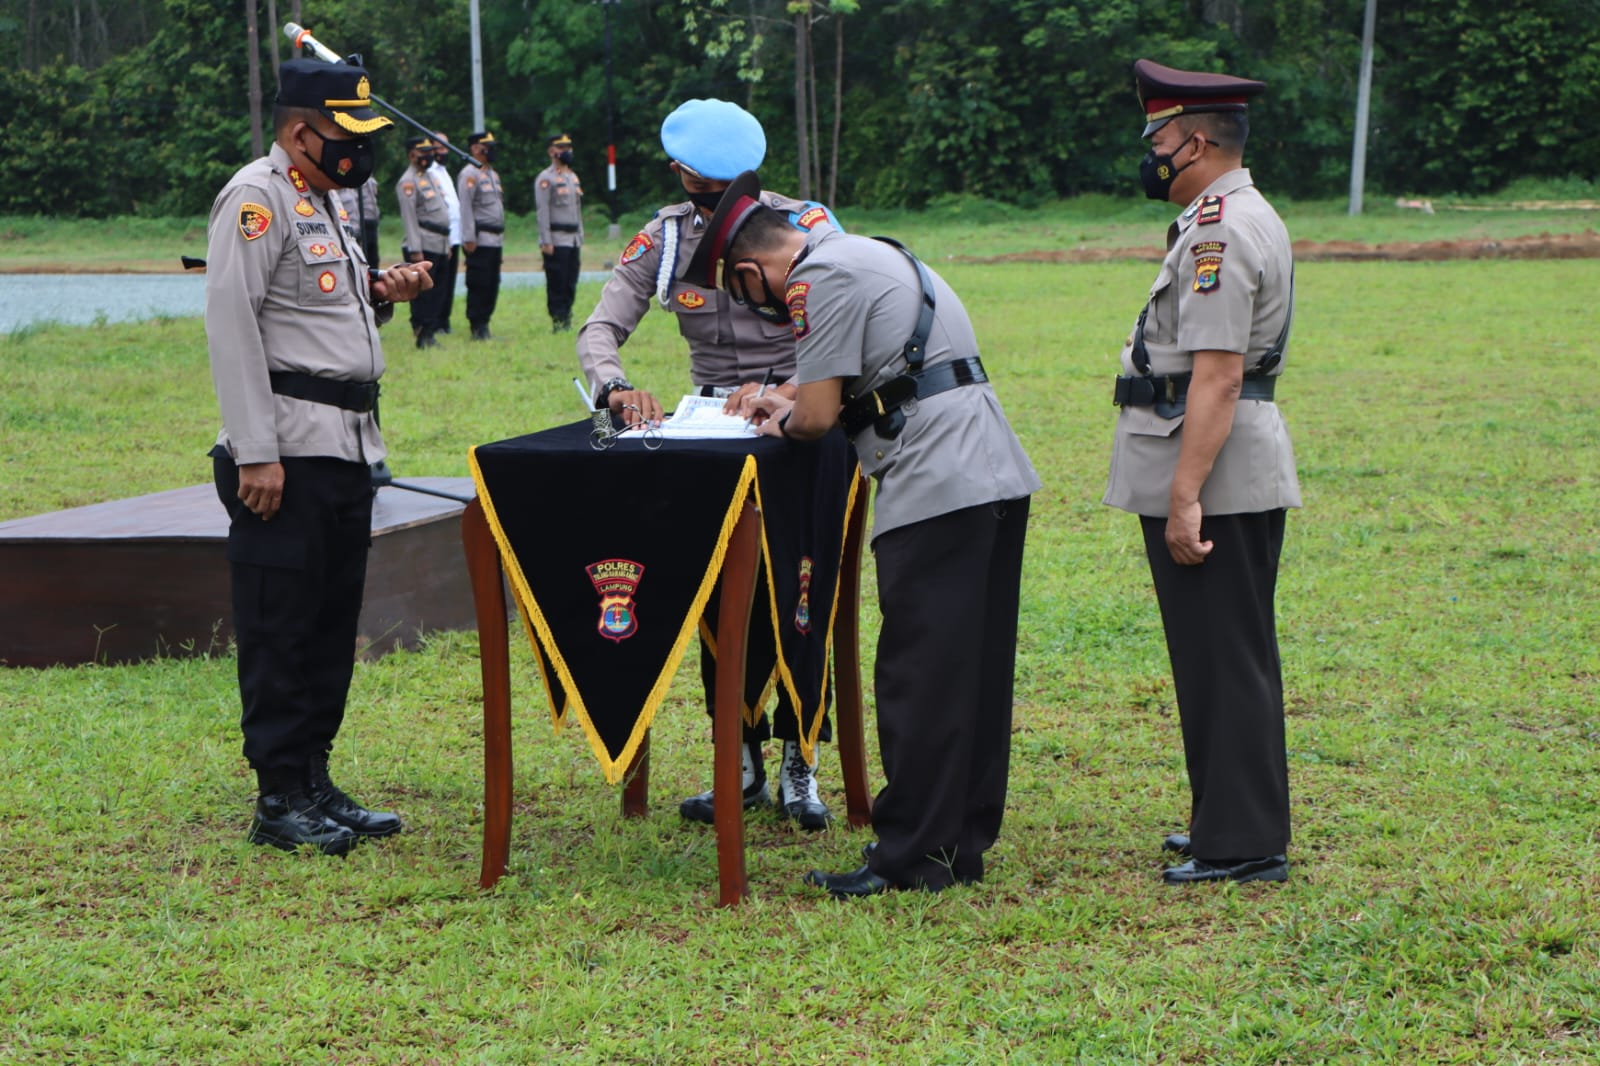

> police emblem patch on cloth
[309,243,328,257]
[620,232,653,265]
[338,206,349,222]
[1193,255,1223,293]
[588,559,644,643]
[786,281,811,339]
[795,206,828,230]
[238,203,272,240]
[401,182,415,197]
[676,290,706,309]
[287,166,309,193]
[794,557,814,633]
[1197,196,1225,225]
[318,271,337,293]
[294,198,316,217]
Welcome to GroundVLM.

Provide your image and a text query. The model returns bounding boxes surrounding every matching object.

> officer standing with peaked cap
[396,134,452,347]
[576,98,844,831]
[458,131,506,340]
[689,171,1041,897]
[428,135,463,334]
[204,57,433,855]
[535,133,584,331]
[1105,59,1301,885]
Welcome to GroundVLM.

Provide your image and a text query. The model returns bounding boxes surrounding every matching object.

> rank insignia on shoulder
[676,290,706,309]
[620,232,653,265]
[1193,254,1223,294]
[287,167,309,193]
[1197,196,1225,225]
[795,206,828,230]
[587,558,644,643]
[294,198,315,217]
[238,202,272,241]
[786,281,811,339]
[318,271,337,293]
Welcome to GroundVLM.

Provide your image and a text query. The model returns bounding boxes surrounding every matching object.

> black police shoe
[1163,833,1193,856]
[470,325,491,341]
[679,776,769,824]
[1162,855,1288,885]
[308,754,403,839]
[804,864,896,899]
[248,790,359,855]
[415,330,438,349]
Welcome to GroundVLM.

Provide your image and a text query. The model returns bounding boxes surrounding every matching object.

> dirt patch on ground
[958,230,1600,265]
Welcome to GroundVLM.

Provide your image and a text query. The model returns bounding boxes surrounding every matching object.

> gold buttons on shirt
[875,450,885,460]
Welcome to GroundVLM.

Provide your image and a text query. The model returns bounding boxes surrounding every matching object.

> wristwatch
[596,376,634,406]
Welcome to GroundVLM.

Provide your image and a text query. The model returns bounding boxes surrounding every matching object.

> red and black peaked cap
[683,170,766,289]
[1134,58,1265,138]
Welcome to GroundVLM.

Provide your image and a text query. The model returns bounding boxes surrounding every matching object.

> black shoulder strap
[1132,268,1295,377]
[872,236,936,372]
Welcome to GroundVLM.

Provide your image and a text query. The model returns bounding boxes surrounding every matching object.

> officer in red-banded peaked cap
[1107,58,1303,888]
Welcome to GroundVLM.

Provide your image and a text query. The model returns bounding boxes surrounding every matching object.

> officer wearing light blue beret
[575,98,842,832]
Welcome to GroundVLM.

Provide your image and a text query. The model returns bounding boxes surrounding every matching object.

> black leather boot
[249,772,359,856]
[309,751,404,838]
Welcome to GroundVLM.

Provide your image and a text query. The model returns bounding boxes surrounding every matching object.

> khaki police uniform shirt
[335,177,379,226]
[1104,168,1301,517]
[204,143,385,466]
[788,228,1041,540]
[395,164,452,256]
[576,194,836,396]
[458,163,505,248]
[534,164,584,248]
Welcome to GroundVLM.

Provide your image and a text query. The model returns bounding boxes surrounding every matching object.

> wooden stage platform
[0,477,479,668]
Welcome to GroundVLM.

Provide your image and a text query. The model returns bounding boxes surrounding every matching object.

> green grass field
[2,215,1598,1063]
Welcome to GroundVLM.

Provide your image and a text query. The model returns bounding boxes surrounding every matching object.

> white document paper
[623,395,758,439]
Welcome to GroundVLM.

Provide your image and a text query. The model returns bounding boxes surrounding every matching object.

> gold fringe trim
[469,445,758,784]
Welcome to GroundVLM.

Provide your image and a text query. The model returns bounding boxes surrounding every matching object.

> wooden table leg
[621,730,649,817]
[834,476,873,829]
[462,498,513,890]
[713,499,760,906]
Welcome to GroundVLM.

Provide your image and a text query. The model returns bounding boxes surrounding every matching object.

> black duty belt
[269,371,380,413]
[550,222,580,232]
[419,220,450,236]
[476,222,504,234]
[840,356,987,439]
[1113,371,1276,413]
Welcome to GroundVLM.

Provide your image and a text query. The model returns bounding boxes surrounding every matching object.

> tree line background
[2,0,1597,221]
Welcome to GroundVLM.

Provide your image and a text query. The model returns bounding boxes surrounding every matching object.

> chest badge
[237,203,272,241]
[318,271,337,293]
[676,290,706,309]
[294,198,316,217]
[309,243,328,257]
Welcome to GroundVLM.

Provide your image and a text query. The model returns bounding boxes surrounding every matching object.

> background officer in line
[1104,59,1301,886]
[204,58,433,855]
[576,99,842,831]
[457,130,506,341]
[694,171,1041,898]
[395,134,452,347]
[534,132,583,331]
[334,174,380,266]
[427,134,463,334]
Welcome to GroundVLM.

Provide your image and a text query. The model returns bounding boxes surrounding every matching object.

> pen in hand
[743,368,775,430]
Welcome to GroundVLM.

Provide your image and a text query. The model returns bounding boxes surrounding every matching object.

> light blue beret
[659,99,767,181]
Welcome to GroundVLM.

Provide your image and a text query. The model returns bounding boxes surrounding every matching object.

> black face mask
[1139,135,1197,202]
[303,127,376,189]
[481,146,497,164]
[557,150,573,166]
[730,259,789,324]
[688,189,724,212]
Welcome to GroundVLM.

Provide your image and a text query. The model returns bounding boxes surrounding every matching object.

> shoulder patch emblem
[540,179,550,188]
[294,198,315,217]
[795,206,828,230]
[676,290,706,309]
[588,559,644,643]
[786,281,811,340]
[287,167,309,193]
[401,182,415,197]
[1191,240,1226,257]
[620,232,653,265]
[1193,254,1223,294]
[318,271,337,293]
[238,203,272,241]
[465,177,476,189]
[1196,196,1225,226]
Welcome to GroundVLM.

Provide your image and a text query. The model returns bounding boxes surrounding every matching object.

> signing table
[462,418,872,904]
